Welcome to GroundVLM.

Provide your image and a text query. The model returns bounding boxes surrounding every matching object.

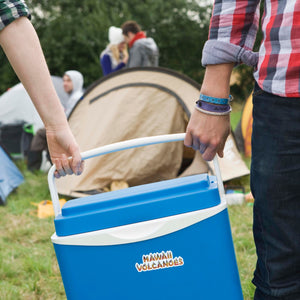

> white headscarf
[64,70,84,117]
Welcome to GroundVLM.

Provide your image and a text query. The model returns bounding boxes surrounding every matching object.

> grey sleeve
[201,40,259,67]
[127,46,144,68]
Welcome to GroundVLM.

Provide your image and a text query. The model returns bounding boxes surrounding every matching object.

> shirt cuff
[201,40,258,68]
[0,0,31,31]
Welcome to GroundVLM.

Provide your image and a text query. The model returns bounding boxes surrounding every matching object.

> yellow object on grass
[110,180,129,191]
[31,199,66,219]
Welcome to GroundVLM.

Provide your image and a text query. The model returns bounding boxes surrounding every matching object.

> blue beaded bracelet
[199,93,233,105]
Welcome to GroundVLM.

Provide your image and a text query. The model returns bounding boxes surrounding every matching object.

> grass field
[0,108,256,299]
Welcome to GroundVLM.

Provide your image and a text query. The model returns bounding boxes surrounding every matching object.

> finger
[199,143,207,154]
[70,145,83,175]
[61,155,73,175]
[217,140,226,158]
[71,159,84,176]
[201,144,217,161]
[192,135,200,151]
[70,146,83,175]
[76,160,85,176]
[54,170,61,179]
[54,158,66,177]
[184,130,193,148]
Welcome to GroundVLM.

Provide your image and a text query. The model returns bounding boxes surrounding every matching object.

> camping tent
[0,76,68,157]
[234,92,253,157]
[56,67,250,197]
[0,145,24,205]
[240,93,253,157]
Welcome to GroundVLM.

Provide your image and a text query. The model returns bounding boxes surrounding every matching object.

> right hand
[184,108,231,161]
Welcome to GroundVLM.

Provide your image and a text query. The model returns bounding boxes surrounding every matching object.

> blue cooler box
[49,135,243,300]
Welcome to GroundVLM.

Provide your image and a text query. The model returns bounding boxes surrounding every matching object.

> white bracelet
[195,105,232,116]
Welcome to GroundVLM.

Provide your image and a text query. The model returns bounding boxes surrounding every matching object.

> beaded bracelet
[195,100,232,116]
[199,93,233,105]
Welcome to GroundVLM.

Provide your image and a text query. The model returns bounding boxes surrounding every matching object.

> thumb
[217,140,226,158]
[70,144,83,175]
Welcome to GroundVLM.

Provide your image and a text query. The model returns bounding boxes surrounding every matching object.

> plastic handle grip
[48,133,225,217]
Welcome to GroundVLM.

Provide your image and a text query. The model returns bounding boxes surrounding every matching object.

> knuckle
[210,137,223,148]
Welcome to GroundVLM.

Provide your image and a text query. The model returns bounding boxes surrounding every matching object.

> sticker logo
[135,250,184,272]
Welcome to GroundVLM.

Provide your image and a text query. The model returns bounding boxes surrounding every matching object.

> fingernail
[76,167,83,175]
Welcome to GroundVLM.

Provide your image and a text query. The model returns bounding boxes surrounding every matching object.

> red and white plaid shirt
[202,0,300,97]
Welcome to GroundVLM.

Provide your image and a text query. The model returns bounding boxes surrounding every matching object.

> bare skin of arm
[184,63,234,161]
[0,17,83,178]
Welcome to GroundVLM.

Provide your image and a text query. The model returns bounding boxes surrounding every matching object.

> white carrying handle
[48,133,225,217]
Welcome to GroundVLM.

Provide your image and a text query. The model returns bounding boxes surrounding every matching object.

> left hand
[46,125,84,178]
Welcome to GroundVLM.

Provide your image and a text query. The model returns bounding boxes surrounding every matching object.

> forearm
[0,17,67,129]
[200,63,234,98]
[113,62,126,72]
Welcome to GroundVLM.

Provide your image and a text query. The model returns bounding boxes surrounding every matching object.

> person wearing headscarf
[100,26,128,75]
[63,70,84,117]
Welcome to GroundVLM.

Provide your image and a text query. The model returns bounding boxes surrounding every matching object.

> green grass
[1,154,256,299]
[231,101,244,131]
[0,163,66,300]
[229,204,256,299]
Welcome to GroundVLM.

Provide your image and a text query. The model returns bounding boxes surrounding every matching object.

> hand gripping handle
[48,133,225,217]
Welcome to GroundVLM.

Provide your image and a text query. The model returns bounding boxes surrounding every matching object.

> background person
[0,1,83,178]
[121,20,159,68]
[100,26,128,76]
[63,70,84,117]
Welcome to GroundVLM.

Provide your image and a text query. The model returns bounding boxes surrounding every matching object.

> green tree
[0,0,212,94]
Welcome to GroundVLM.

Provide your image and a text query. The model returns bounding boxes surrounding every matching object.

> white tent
[0,76,68,133]
[0,76,68,156]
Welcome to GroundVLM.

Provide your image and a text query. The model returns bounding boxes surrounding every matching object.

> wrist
[195,101,232,116]
[201,63,234,98]
[195,93,233,116]
[45,121,69,132]
[44,109,68,130]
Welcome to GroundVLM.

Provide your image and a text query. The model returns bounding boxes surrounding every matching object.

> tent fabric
[180,134,249,182]
[0,123,25,155]
[0,146,24,205]
[234,92,253,157]
[56,67,249,197]
[0,76,68,134]
[0,76,68,157]
[241,93,253,157]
